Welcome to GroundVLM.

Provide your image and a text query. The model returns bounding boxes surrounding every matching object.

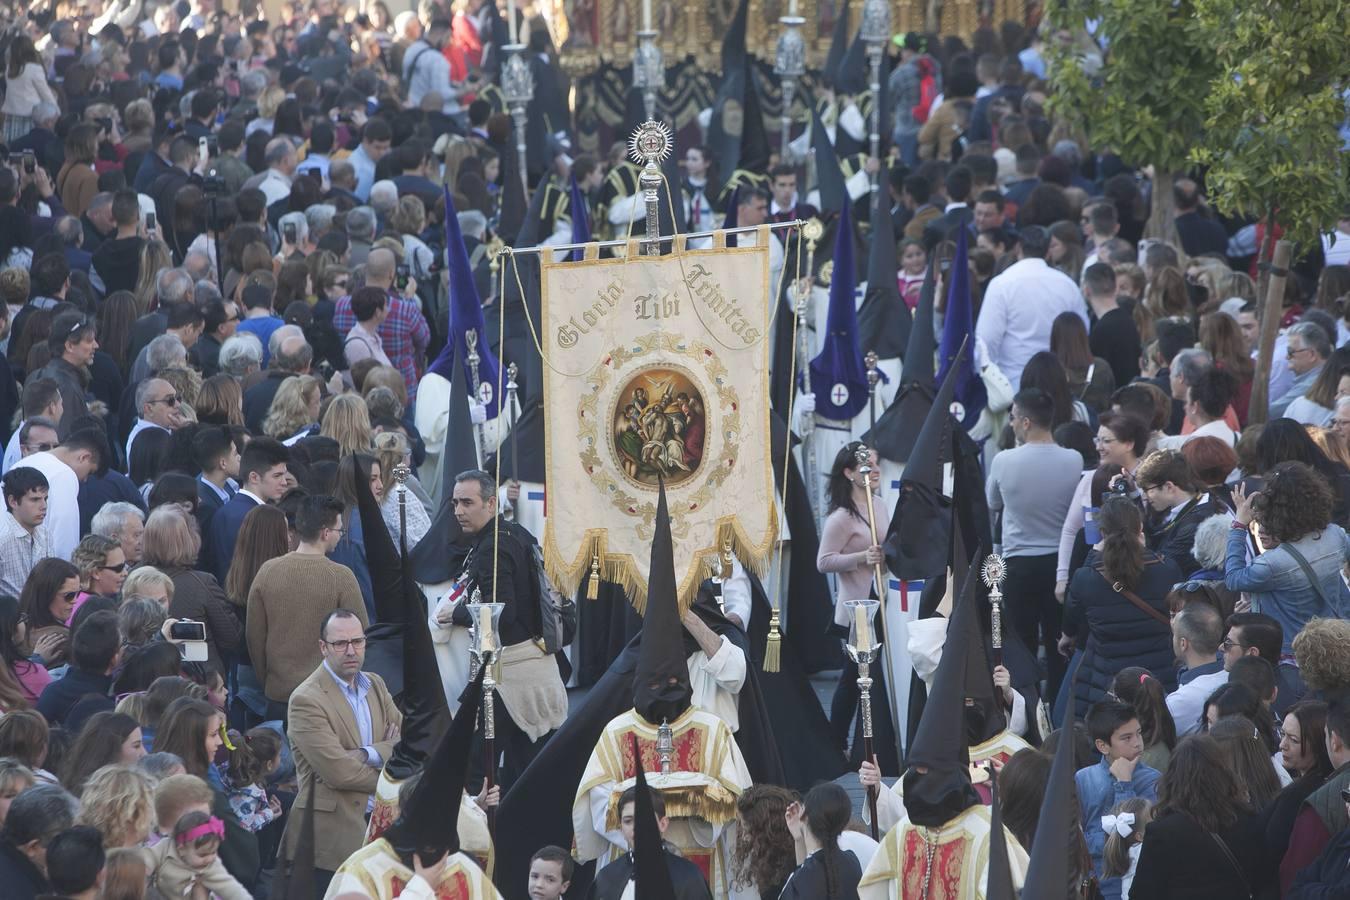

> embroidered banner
[540,231,777,614]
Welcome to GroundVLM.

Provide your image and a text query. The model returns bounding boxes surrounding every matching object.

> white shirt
[1284,394,1334,427]
[688,636,747,732]
[1167,667,1229,737]
[976,258,1087,385]
[1323,229,1350,267]
[1155,418,1238,450]
[7,452,81,560]
[126,418,170,463]
[2,426,23,475]
[258,169,293,207]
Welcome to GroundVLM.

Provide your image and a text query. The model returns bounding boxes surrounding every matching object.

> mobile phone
[146,211,157,232]
[22,151,34,174]
[396,263,410,291]
[283,221,297,244]
[199,136,209,160]
[170,620,207,641]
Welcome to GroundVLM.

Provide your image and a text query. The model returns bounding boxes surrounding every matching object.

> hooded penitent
[856,183,911,359]
[936,227,985,429]
[809,201,868,422]
[409,342,481,585]
[632,479,692,725]
[862,257,937,461]
[383,666,486,865]
[443,185,501,417]
[900,559,983,827]
[883,336,967,581]
[987,759,1017,900]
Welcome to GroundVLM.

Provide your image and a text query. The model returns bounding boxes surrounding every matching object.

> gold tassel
[586,551,600,600]
[719,539,733,580]
[763,608,782,673]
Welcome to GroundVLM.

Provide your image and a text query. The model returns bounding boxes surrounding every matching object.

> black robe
[584,849,712,900]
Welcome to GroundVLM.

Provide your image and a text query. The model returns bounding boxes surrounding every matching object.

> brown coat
[56,160,99,219]
[916,99,968,162]
[903,204,941,241]
[283,662,401,872]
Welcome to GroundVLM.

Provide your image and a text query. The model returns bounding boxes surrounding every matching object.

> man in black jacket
[34,611,120,726]
[0,784,78,900]
[586,788,711,900]
[1172,178,1229,258]
[1136,449,1222,578]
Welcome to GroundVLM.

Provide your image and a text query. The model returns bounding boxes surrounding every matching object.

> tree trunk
[1255,208,1277,307]
[1144,166,1179,248]
[1247,238,1292,427]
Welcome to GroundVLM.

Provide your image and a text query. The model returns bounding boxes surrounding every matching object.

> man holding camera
[331,247,429,402]
[1134,449,1222,578]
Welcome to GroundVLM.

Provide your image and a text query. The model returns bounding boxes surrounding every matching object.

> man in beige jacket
[284,610,401,894]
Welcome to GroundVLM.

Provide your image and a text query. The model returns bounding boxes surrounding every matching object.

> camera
[21,150,34,175]
[283,221,298,244]
[396,263,410,291]
[1110,478,1130,496]
[202,171,228,194]
[170,620,207,641]
[317,359,335,380]
[145,211,157,232]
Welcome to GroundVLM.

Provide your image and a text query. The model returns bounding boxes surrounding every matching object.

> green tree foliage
[1046,0,1221,242]
[1190,0,1350,250]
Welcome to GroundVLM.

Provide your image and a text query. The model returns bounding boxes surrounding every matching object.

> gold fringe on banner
[603,783,739,833]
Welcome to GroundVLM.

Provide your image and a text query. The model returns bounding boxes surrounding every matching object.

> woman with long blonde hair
[262,374,322,444]
[134,241,174,314]
[196,374,245,426]
[321,392,373,457]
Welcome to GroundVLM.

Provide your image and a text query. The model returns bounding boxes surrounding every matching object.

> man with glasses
[126,378,186,465]
[1221,611,1307,718]
[188,299,240,377]
[247,495,368,722]
[1134,449,1222,578]
[1271,321,1330,420]
[285,608,399,895]
[0,467,53,597]
[1,379,62,475]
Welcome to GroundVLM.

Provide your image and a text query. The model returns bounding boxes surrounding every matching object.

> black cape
[585,850,711,900]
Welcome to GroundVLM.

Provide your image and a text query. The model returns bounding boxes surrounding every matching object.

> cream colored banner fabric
[541,233,778,614]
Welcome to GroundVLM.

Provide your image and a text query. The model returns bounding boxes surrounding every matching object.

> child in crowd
[146,809,251,900]
[149,772,215,846]
[1101,797,1153,899]
[223,726,283,832]
[1075,699,1161,900]
[528,845,575,900]
[0,758,35,827]
[897,238,928,310]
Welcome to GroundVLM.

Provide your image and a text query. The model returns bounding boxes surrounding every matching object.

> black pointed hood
[884,336,966,581]
[900,558,982,827]
[959,563,1006,747]
[740,67,772,177]
[707,0,751,196]
[630,735,678,900]
[1021,698,1078,899]
[384,666,485,862]
[496,122,528,246]
[632,480,691,724]
[856,186,911,359]
[861,259,936,462]
[485,397,545,484]
[409,350,480,584]
[810,104,847,217]
[987,760,1017,900]
[356,463,451,781]
[822,3,851,89]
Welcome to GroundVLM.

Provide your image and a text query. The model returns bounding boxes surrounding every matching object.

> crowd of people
[0,0,1345,899]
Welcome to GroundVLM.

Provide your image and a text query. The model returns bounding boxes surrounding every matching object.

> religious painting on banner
[541,228,778,615]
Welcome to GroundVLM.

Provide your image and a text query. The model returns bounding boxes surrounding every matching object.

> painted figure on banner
[613,369,707,485]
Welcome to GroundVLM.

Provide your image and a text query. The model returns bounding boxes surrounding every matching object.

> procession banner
[541,230,778,615]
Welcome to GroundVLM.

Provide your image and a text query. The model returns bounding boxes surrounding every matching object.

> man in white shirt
[2,380,63,476]
[258,137,298,207]
[975,225,1087,385]
[0,467,53,597]
[1157,367,1238,450]
[1166,602,1229,737]
[1322,212,1350,268]
[7,428,106,560]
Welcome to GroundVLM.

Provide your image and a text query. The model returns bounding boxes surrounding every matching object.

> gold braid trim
[603,783,740,833]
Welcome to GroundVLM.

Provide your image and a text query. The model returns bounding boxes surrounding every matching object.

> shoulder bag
[1093,565,1170,626]
[1209,832,1254,900]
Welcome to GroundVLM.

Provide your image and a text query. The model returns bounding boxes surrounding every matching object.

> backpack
[912,57,938,125]
[527,538,576,654]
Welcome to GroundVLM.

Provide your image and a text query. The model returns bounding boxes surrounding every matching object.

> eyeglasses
[1219,637,1241,651]
[1094,435,1119,445]
[22,442,54,452]
[149,395,180,407]
[1286,346,1312,359]
[324,637,367,652]
[100,562,128,573]
[326,525,346,536]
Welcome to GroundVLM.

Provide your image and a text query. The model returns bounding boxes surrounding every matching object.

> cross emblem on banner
[477,382,494,405]
[830,384,850,406]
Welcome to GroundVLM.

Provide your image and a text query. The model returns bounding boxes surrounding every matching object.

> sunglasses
[149,395,181,407]
[22,442,54,452]
[60,591,78,602]
[100,562,128,573]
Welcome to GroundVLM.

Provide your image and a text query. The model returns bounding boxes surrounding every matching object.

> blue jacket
[1224,525,1350,653]
[205,492,263,583]
[1077,756,1161,900]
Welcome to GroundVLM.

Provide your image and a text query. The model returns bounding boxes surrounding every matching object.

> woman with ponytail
[781,782,862,900]
[1111,667,1177,774]
[1060,497,1181,719]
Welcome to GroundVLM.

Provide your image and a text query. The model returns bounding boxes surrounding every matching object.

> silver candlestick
[464,329,490,466]
[982,553,1007,667]
[860,0,891,193]
[501,43,534,191]
[656,718,674,775]
[773,16,806,163]
[632,31,664,124]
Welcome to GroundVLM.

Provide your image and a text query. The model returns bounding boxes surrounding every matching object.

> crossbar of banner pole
[503,220,807,257]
